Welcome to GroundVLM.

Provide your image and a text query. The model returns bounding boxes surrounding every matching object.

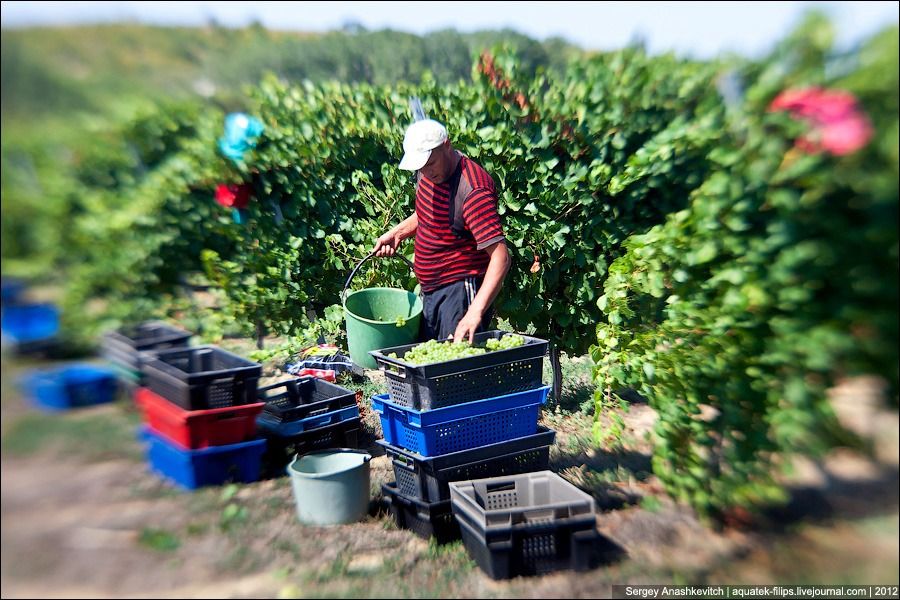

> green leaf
[221,503,240,521]
[693,242,717,265]
[220,484,239,503]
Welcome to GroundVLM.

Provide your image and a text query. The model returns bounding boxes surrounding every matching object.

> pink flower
[769,87,873,156]
[215,183,252,209]
[816,114,874,156]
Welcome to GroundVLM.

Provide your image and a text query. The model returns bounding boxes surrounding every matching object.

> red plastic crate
[136,387,264,449]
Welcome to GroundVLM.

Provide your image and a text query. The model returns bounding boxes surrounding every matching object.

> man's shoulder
[461,155,496,191]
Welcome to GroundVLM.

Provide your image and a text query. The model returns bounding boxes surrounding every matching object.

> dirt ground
[1,352,898,599]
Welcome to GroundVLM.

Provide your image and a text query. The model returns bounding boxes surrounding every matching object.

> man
[373,119,511,344]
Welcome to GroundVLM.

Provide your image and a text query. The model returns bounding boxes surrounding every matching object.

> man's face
[420,141,453,183]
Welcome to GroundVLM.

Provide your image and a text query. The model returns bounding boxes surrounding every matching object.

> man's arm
[453,240,511,343]
[374,213,418,256]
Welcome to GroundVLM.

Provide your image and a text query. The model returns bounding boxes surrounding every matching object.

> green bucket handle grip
[341,251,416,302]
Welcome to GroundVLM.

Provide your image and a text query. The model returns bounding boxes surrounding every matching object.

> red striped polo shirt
[414,156,505,293]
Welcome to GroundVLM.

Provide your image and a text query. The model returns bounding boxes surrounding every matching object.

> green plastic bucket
[287,449,372,526]
[342,253,422,370]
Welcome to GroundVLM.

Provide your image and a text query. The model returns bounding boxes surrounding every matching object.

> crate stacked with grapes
[369,330,554,544]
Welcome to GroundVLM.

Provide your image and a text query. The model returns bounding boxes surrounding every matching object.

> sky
[1,1,898,58]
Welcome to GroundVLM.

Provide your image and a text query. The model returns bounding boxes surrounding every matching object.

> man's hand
[452,241,510,343]
[453,307,483,344]
[373,231,400,257]
[375,214,418,257]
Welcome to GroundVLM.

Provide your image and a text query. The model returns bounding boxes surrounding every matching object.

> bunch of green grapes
[385,334,526,365]
[485,334,525,351]
[395,339,487,365]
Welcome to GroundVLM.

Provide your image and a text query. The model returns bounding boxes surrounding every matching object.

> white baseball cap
[399,119,448,171]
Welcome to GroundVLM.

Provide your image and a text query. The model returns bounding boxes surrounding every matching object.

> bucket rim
[343,287,422,326]
[343,286,419,300]
[287,448,372,479]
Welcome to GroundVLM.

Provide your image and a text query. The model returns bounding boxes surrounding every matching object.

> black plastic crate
[101,343,138,368]
[12,337,59,356]
[387,357,544,411]
[102,321,192,370]
[378,427,556,503]
[382,482,460,544]
[258,377,357,423]
[456,509,598,579]
[142,345,261,410]
[369,331,548,410]
[259,417,361,478]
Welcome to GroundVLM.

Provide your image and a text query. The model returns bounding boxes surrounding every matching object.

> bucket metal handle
[341,251,416,303]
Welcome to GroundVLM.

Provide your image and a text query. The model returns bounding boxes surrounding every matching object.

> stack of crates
[448,471,599,579]
[255,377,362,478]
[135,345,267,490]
[369,330,554,545]
[101,321,192,397]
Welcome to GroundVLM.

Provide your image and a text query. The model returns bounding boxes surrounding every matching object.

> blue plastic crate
[21,364,118,411]
[371,386,549,457]
[1,303,59,343]
[140,427,266,490]
[257,405,359,437]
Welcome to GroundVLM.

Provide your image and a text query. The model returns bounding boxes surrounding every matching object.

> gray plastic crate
[449,471,595,529]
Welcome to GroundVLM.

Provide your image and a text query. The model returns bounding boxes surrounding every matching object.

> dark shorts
[420,276,494,341]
